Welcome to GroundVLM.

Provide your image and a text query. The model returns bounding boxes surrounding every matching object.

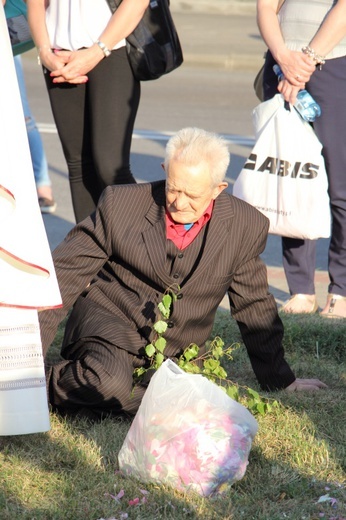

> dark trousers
[44,46,140,223]
[264,52,346,296]
[47,337,148,417]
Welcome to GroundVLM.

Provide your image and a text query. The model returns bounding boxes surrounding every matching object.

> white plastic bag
[233,94,331,239]
[118,359,258,496]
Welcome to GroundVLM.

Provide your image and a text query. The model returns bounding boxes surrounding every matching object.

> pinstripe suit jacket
[39,181,295,390]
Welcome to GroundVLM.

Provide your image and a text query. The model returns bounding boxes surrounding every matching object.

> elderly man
[40,127,326,417]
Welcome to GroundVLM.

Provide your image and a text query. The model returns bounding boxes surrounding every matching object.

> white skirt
[0,308,50,435]
[0,5,61,435]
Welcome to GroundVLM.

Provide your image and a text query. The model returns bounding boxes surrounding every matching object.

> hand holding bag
[253,0,286,101]
[106,0,183,81]
[233,94,331,240]
[4,0,35,56]
[118,359,258,496]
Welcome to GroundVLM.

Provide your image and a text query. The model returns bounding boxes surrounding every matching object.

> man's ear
[212,182,228,199]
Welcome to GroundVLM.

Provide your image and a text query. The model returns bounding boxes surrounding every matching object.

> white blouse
[279,0,346,59]
[46,0,125,51]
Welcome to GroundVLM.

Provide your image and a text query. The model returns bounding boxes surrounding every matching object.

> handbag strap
[277,0,285,13]
[105,0,166,14]
[105,0,119,14]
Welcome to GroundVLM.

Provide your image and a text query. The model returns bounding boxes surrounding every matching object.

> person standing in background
[14,54,57,214]
[27,0,149,223]
[257,0,346,318]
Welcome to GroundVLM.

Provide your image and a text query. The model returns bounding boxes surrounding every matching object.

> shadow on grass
[0,408,345,520]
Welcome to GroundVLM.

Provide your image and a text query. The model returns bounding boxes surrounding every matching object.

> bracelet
[37,45,53,66]
[96,40,111,58]
[301,46,326,70]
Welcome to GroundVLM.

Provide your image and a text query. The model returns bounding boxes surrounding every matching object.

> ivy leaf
[203,358,220,373]
[246,399,257,413]
[226,385,239,401]
[154,337,166,353]
[158,300,171,319]
[154,352,164,367]
[213,337,224,349]
[162,294,172,310]
[183,344,199,362]
[246,388,260,401]
[145,343,156,358]
[211,345,224,360]
[133,367,146,378]
[217,366,227,379]
[179,361,200,374]
[153,320,168,334]
[255,401,266,416]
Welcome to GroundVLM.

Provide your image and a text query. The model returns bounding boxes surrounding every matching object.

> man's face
[165,159,227,224]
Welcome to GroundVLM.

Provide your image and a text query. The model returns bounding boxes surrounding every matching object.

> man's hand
[286,378,328,392]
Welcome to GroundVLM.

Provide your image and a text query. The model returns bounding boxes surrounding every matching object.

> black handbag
[105,0,183,81]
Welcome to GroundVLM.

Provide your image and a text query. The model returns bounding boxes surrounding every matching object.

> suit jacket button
[167,321,174,328]
[173,273,179,279]
[177,293,183,299]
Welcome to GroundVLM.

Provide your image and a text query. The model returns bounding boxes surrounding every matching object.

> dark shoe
[39,197,57,214]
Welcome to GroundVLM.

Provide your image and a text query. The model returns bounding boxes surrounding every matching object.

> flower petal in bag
[118,359,258,496]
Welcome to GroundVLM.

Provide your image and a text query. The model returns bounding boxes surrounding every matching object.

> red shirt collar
[166,200,214,250]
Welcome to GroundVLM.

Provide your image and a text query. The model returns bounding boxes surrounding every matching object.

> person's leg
[87,46,140,189]
[44,48,140,223]
[46,338,147,417]
[281,237,317,295]
[44,72,99,222]
[14,56,56,212]
[308,56,346,316]
[280,237,318,313]
[263,51,317,311]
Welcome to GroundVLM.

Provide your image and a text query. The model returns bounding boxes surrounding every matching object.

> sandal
[320,294,346,319]
[280,294,319,314]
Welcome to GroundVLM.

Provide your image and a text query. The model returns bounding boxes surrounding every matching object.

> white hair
[164,127,230,185]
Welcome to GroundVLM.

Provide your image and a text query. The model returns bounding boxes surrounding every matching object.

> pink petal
[115,490,125,500]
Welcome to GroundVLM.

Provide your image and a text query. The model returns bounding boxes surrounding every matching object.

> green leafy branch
[133,288,278,416]
[133,284,179,380]
[177,337,278,415]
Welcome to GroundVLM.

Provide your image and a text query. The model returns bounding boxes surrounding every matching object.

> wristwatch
[96,40,111,58]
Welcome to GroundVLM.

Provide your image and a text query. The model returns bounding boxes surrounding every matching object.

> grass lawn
[0,311,345,520]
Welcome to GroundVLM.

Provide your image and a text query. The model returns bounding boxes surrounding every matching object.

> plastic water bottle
[272,64,321,122]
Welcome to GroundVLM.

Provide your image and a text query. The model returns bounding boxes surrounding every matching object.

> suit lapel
[142,185,174,288]
[182,193,235,287]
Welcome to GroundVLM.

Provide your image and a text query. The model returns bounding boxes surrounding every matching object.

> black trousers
[44,47,140,223]
[45,295,151,417]
[46,338,148,417]
[264,51,346,296]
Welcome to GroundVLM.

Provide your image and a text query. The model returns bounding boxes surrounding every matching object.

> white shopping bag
[233,94,331,239]
[118,359,258,496]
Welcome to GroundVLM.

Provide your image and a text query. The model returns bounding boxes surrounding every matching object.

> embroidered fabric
[0,308,50,435]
